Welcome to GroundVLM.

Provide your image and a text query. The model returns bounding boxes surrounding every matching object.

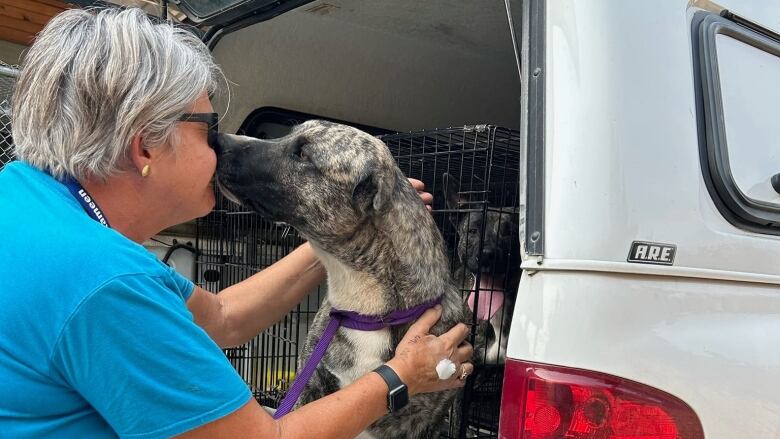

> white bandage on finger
[436,358,457,380]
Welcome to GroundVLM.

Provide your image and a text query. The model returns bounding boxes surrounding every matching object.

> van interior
[209,1,522,135]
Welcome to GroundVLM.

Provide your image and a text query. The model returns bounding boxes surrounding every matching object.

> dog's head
[442,173,520,276]
[214,120,398,244]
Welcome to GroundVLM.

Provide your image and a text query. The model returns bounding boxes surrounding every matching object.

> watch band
[373,364,409,412]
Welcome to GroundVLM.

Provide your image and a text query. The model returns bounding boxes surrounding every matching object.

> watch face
[389,385,409,412]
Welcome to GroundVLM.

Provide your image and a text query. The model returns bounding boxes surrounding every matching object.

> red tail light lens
[499,359,704,439]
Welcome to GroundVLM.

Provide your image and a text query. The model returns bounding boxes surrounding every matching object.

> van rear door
[174,0,312,34]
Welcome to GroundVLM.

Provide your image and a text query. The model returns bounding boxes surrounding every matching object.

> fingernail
[435,304,442,311]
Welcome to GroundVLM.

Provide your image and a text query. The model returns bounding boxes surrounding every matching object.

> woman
[0,7,472,439]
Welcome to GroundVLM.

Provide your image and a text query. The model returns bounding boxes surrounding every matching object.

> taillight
[499,359,704,439]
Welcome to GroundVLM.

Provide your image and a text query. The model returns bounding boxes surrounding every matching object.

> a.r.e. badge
[627,241,676,265]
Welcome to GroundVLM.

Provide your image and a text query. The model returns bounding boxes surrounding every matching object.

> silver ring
[458,365,470,381]
[436,359,457,380]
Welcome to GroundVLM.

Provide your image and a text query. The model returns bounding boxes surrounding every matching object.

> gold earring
[141,164,151,178]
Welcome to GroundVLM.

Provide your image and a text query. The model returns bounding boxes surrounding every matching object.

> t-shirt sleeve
[49,274,252,438]
[160,260,196,302]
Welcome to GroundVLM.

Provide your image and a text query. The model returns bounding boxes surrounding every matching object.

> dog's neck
[311,179,452,315]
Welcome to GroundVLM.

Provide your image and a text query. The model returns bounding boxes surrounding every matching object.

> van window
[695,13,780,233]
[178,0,257,21]
[716,34,779,207]
[237,107,390,139]
[176,0,309,26]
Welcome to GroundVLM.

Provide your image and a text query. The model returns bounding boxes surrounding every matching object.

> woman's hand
[408,178,433,211]
[385,305,473,396]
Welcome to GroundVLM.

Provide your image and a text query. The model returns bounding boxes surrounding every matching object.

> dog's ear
[353,167,394,213]
[442,173,464,226]
[443,173,463,210]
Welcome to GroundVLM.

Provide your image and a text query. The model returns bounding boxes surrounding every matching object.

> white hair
[11,7,225,180]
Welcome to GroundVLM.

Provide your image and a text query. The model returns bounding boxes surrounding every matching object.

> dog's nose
[210,132,223,155]
[215,133,254,158]
[213,133,234,156]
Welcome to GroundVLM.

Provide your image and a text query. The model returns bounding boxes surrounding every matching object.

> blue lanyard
[61,176,111,228]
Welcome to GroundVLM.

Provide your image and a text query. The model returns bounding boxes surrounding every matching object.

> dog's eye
[294,143,311,161]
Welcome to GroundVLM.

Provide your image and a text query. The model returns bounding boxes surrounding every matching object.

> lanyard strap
[60,176,111,228]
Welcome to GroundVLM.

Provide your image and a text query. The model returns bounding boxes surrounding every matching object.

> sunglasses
[178,112,219,149]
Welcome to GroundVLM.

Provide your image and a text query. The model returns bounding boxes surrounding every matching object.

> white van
[4,1,774,438]
[178,0,780,437]
[501,0,780,439]
[498,2,780,438]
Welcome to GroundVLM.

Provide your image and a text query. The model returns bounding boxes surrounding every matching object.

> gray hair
[12,7,225,180]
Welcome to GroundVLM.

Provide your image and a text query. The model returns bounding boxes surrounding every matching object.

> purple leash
[273,296,443,419]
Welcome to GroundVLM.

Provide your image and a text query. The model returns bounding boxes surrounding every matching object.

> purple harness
[273,296,443,419]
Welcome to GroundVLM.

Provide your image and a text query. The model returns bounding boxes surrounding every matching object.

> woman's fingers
[452,342,473,364]
[408,178,425,191]
[418,191,433,206]
[407,178,433,211]
[438,323,469,351]
[390,307,475,395]
[403,305,442,340]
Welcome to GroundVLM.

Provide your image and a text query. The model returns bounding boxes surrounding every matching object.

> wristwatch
[373,364,409,412]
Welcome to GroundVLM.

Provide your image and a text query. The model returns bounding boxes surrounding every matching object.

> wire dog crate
[381,126,522,438]
[195,200,325,408]
[197,124,522,439]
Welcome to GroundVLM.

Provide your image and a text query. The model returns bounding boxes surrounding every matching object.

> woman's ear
[129,133,152,176]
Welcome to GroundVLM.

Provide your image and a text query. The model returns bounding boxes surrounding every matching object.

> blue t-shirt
[0,162,252,438]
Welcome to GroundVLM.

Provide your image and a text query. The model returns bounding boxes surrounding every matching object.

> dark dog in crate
[442,173,522,366]
[215,121,465,439]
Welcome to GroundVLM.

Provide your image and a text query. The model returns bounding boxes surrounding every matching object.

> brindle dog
[215,120,465,439]
[443,173,522,366]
